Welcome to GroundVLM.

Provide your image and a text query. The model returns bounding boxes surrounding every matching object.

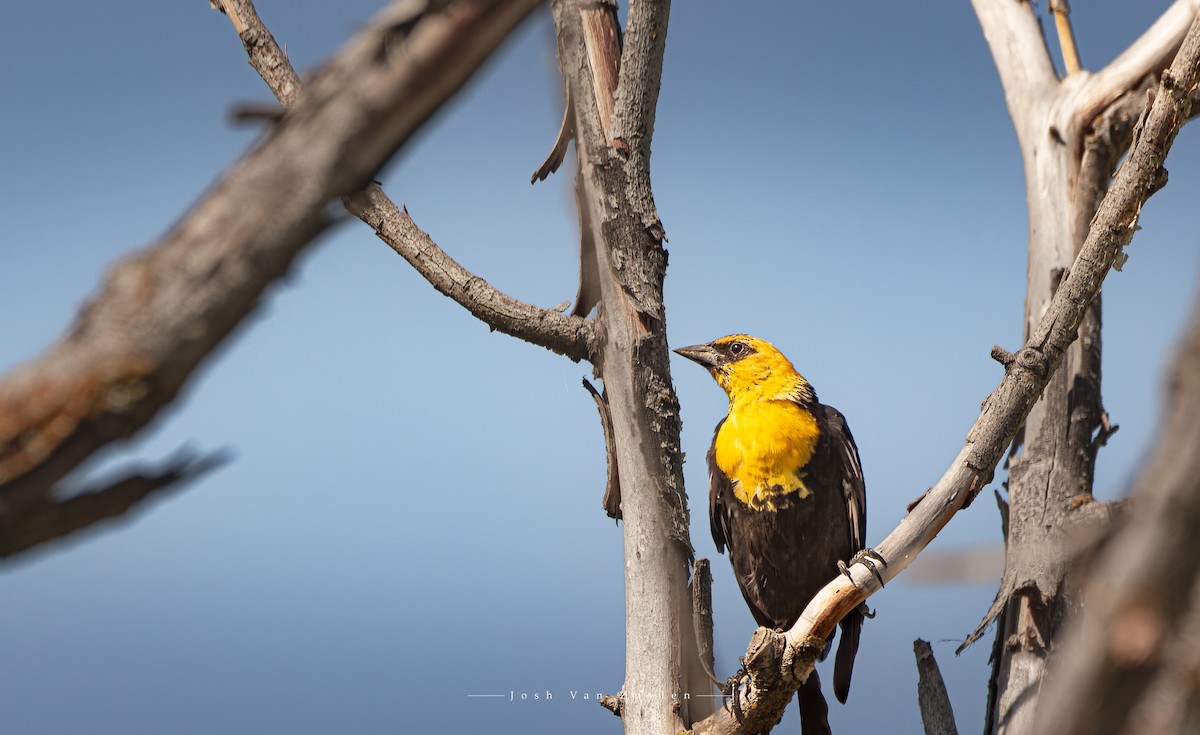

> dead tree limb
[689,10,1200,730]
[966,4,1198,732]
[550,1,715,732]
[0,0,544,558]
[915,639,960,735]
[0,450,227,559]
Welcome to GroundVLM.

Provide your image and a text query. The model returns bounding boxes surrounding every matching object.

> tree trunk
[550,1,711,732]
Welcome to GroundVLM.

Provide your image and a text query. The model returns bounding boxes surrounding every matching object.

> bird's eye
[729,342,744,356]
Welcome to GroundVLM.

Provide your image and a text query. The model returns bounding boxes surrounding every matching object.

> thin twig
[0,450,227,559]
[1051,0,1083,74]
[215,0,593,363]
[693,558,721,686]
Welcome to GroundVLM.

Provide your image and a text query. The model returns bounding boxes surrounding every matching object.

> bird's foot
[838,547,888,588]
[721,658,748,696]
[724,660,748,720]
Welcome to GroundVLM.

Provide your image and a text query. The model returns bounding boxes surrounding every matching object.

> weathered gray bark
[915,639,960,735]
[966,3,1199,732]
[215,0,592,363]
[549,2,713,732]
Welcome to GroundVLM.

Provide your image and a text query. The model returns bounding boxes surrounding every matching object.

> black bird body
[676,335,868,735]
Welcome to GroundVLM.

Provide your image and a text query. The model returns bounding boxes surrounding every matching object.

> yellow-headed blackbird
[675,334,868,735]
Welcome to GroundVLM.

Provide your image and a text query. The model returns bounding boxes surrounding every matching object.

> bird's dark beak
[673,343,720,369]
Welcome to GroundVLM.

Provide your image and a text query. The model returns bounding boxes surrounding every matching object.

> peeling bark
[551,2,713,732]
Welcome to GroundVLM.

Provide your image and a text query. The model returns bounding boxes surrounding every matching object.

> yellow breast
[714,399,820,509]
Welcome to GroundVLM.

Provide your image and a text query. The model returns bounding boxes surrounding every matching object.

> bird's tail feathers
[796,670,832,735]
[832,609,862,704]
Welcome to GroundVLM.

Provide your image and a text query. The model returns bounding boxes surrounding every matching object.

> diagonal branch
[0,0,545,549]
[691,11,1200,731]
[216,0,593,363]
[343,187,594,360]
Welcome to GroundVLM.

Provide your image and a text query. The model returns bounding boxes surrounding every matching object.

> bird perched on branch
[675,334,874,735]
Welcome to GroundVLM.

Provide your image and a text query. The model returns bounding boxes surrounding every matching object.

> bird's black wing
[707,418,732,555]
[819,405,866,555]
[816,403,867,705]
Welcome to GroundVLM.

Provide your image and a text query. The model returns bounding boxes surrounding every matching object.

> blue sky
[1,1,1198,733]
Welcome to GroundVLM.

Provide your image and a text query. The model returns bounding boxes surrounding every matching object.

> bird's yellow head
[674,334,815,406]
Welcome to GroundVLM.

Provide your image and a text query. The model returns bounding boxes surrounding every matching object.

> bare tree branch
[0,450,227,559]
[550,1,712,732]
[215,0,303,107]
[344,187,595,360]
[692,558,719,687]
[0,0,544,554]
[975,1,1196,169]
[690,12,1200,730]
[915,639,960,735]
[611,0,670,237]
[216,0,594,362]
